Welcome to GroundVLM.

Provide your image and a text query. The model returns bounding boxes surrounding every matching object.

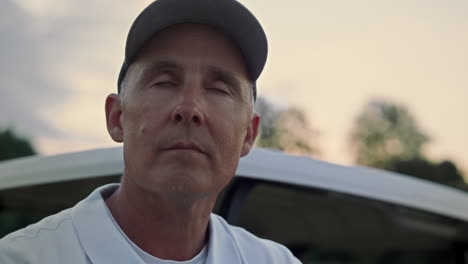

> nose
[170,100,204,126]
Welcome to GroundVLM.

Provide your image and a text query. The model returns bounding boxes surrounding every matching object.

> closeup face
[105,23,259,197]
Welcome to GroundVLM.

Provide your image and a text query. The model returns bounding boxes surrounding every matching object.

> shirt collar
[71,184,244,264]
[206,214,244,264]
[72,184,143,263]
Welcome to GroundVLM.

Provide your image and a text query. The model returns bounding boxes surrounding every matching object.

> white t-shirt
[0,184,302,264]
[127,237,207,264]
[105,201,208,264]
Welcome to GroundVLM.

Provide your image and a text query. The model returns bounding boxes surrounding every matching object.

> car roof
[1,147,468,222]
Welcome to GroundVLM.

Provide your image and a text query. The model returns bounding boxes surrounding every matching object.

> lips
[163,141,206,155]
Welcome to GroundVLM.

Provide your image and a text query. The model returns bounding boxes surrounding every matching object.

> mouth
[163,142,206,155]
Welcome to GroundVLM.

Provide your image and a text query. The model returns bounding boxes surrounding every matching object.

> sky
[1,0,467,176]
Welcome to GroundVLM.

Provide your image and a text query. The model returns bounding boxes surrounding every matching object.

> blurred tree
[389,158,465,185]
[255,96,319,156]
[254,96,282,150]
[0,128,36,161]
[349,99,466,188]
[349,99,429,169]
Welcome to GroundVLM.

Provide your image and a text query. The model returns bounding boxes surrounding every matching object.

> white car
[1,147,468,263]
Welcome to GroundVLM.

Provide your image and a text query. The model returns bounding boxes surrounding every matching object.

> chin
[148,168,214,193]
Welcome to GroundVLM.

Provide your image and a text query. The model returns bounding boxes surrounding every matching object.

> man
[0,0,301,263]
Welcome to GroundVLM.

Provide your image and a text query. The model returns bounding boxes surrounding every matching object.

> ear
[105,94,124,143]
[240,113,260,157]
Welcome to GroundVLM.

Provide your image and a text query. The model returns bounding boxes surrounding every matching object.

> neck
[105,177,216,261]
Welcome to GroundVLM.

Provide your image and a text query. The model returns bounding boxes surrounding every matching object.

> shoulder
[0,208,87,263]
[2,208,73,242]
[0,184,117,264]
[211,214,302,263]
[0,209,72,261]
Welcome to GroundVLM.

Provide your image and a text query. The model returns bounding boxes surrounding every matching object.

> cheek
[211,113,250,161]
[122,102,157,143]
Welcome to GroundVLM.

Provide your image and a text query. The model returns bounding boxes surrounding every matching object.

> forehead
[132,23,249,79]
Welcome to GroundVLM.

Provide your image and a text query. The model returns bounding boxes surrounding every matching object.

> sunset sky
[1,0,467,176]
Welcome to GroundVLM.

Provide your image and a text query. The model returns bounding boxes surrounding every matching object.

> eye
[153,81,176,88]
[207,87,230,95]
[206,80,232,96]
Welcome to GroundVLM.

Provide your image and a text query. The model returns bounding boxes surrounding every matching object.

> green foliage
[255,97,319,156]
[0,128,36,161]
[349,100,429,169]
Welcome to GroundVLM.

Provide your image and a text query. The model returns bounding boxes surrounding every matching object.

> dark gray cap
[118,0,268,100]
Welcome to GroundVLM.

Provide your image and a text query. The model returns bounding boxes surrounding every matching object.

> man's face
[106,23,259,198]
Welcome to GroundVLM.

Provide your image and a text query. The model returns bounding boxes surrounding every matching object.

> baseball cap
[118,0,268,100]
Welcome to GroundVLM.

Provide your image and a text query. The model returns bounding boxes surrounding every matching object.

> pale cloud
[2,0,151,151]
[0,0,68,140]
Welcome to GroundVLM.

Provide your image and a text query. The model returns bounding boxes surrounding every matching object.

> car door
[215,177,468,264]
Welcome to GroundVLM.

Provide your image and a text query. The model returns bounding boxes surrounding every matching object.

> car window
[233,180,466,264]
